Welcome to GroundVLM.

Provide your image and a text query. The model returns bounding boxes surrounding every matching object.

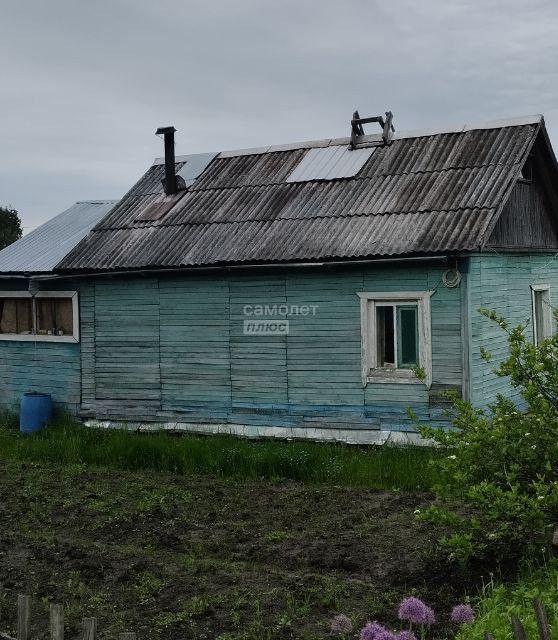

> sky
[1,0,558,232]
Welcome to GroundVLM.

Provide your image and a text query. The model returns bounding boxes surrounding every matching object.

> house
[0,200,117,414]
[1,113,557,443]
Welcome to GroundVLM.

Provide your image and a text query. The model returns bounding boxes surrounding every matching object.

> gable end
[486,126,558,250]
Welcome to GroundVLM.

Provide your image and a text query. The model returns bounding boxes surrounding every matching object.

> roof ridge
[75,199,119,204]
[152,114,542,164]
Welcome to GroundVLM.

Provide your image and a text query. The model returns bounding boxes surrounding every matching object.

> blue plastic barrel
[20,392,52,433]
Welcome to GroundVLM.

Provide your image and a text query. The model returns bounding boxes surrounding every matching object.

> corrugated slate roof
[0,200,117,273]
[57,116,543,272]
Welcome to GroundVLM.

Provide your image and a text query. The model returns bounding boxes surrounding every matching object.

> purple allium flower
[360,622,389,640]
[396,632,418,640]
[375,631,397,640]
[331,614,353,635]
[398,597,436,626]
[451,604,475,624]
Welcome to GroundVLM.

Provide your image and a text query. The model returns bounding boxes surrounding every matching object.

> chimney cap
[155,126,177,136]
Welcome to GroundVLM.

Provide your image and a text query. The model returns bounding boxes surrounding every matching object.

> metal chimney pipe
[155,126,177,195]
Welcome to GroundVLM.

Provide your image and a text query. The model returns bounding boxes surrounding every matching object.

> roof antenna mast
[350,110,395,149]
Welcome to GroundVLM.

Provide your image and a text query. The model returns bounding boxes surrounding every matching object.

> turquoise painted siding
[0,280,81,414]
[82,262,464,431]
[0,342,80,413]
[468,253,558,407]
[160,277,230,412]
[230,275,288,406]
[2,253,555,431]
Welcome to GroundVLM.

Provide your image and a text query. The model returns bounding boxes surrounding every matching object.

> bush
[418,309,558,567]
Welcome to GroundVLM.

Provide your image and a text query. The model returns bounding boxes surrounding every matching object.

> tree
[0,206,23,250]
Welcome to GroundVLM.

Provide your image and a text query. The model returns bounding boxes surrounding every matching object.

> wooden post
[119,634,136,640]
[82,618,97,640]
[50,604,64,640]
[511,615,526,640]
[17,595,30,640]
[533,598,551,640]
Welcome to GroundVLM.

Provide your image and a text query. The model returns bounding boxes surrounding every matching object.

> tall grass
[0,416,439,489]
[456,559,558,640]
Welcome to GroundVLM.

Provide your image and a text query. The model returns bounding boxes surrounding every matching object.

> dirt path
[0,461,472,639]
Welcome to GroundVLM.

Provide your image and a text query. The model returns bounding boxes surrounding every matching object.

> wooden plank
[50,604,64,640]
[511,614,526,640]
[82,618,97,640]
[533,598,550,640]
[17,595,30,640]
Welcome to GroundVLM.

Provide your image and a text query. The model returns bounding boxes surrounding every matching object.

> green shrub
[418,309,558,566]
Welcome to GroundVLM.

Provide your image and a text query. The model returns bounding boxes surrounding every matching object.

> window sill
[366,369,423,385]
[0,334,79,343]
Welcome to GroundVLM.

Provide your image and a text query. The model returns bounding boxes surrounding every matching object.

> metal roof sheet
[57,118,543,272]
[0,200,117,273]
[286,146,375,182]
[176,152,218,187]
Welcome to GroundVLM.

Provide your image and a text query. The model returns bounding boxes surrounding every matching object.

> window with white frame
[0,291,79,342]
[358,291,432,387]
[531,284,552,345]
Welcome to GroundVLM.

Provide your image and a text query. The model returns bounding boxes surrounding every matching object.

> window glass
[36,298,74,336]
[374,303,418,370]
[397,306,419,367]
[376,305,394,367]
[534,291,545,344]
[0,298,33,335]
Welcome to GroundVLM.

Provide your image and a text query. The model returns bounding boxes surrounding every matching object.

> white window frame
[0,291,79,343]
[531,284,552,345]
[357,291,432,388]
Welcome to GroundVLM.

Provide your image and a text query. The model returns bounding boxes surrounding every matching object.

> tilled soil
[0,461,476,639]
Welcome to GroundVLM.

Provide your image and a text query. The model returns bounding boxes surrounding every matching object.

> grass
[456,559,558,640]
[0,414,439,489]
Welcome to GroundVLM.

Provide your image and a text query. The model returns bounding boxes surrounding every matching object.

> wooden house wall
[487,181,558,249]
[0,279,81,414]
[79,263,464,433]
[467,253,558,406]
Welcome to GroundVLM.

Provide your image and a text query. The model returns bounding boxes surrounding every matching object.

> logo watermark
[242,303,319,335]
[243,319,289,335]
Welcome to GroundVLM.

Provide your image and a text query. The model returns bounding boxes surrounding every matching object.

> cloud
[1,0,558,229]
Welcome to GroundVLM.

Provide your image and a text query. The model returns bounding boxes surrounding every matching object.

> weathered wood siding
[0,279,81,414]
[487,181,558,249]
[81,262,464,432]
[468,253,558,406]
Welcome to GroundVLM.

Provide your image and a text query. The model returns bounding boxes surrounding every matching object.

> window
[531,284,552,345]
[0,291,79,342]
[358,291,432,387]
[0,298,34,335]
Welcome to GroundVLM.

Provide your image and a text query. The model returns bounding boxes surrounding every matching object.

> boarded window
[532,286,552,345]
[36,298,74,336]
[0,298,33,334]
[0,292,78,342]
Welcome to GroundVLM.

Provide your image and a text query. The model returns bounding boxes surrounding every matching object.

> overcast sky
[1,0,558,231]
